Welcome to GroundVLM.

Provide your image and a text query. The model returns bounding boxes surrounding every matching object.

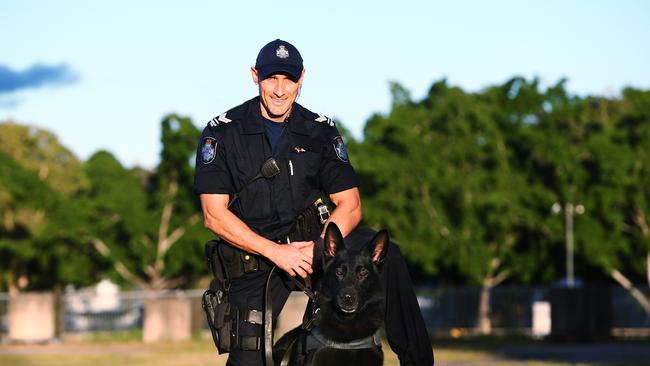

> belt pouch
[217,242,246,279]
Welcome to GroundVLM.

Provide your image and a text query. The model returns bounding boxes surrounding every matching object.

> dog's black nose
[337,289,358,314]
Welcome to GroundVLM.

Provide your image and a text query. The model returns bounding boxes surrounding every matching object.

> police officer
[195,39,433,366]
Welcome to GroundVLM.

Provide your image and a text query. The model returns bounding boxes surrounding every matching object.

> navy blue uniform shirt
[194,97,360,240]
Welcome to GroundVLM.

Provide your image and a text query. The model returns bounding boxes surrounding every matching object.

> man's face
[251,68,305,122]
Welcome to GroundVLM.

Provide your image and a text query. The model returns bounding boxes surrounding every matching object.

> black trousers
[225,241,434,366]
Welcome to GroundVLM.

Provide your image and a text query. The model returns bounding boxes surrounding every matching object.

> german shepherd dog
[273,223,389,366]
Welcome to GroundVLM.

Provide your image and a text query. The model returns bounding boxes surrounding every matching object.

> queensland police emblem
[201,137,217,164]
[276,45,289,59]
[332,136,349,162]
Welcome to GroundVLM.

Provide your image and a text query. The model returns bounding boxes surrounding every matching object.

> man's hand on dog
[268,241,314,278]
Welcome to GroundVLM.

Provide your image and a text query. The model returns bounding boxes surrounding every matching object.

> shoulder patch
[201,137,217,164]
[332,135,349,162]
[315,114,335,127]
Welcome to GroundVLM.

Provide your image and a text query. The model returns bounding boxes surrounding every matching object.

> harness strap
[287,273,316,300]
[264,267,275,366]
[301,307,320,331]
[308,327,381,350]
[279,336,299,366]
[264,267,318,365]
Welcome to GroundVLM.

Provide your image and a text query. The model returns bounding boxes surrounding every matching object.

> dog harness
[279,327,382,366]
[307,327,382,350]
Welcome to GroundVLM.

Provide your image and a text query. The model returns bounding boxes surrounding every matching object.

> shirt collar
[287,103,310,135]
[241,97,265,135]
[241,97,309,136]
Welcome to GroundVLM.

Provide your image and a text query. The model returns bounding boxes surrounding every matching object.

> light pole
[552,202,584,287]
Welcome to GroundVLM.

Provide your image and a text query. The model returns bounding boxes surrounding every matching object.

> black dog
[273,223,389,366]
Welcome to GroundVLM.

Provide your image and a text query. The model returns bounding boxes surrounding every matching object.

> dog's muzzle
[336,288,359,313]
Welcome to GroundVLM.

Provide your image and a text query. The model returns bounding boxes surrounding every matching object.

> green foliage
[0,146,102,291]
[353,79,650,285]
[0,122,88,195]
[78,114,209,289]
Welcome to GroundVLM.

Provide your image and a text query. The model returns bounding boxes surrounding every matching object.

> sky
[1,0,649,169]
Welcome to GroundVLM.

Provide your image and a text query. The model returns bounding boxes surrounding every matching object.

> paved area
[494,343,650,364]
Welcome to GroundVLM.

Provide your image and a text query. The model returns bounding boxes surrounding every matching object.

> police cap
[255,39,303,81]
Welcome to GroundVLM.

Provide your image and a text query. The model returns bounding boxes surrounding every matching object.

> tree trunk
[476,257,510,335]
[478,279,492,334]
[647,252,650,287]
[611,269,650,315]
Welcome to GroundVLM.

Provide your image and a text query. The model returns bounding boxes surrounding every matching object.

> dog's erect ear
[369,229,389,264]
[323,222,345,258]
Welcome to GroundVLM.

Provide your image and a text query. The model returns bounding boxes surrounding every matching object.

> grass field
[1,337,649,366]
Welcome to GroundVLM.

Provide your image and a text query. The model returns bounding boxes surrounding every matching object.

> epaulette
[314,113,336,127]
[297,103,336,127]
[208,112,232,127]
[207,100,248,127]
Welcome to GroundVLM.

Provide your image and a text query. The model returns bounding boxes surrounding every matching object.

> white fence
[62,287,205,333]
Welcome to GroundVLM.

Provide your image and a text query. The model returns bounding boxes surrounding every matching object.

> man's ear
[251,67,260,85]
[323,222,345,259]
[297,69,306,88]
[368,229,389,265]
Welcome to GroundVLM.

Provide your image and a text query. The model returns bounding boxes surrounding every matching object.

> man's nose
[274,79,285,96]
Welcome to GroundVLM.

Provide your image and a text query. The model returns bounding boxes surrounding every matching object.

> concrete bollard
[143,296,192,343]
[8,292,56,343]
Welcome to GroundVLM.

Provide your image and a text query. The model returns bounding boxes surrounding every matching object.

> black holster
[202,280,232,353]
[203,240,233,353]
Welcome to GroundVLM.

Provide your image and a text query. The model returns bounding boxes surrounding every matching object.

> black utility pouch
[202,283,232,354]
[217,242,247,279]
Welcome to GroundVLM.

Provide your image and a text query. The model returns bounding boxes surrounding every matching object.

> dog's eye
[335,268,345,278]
[358,268,369,278]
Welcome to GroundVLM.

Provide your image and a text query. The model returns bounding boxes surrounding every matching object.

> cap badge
[276,45,290,59]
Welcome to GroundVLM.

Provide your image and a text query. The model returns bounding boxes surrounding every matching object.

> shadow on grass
[432,335,650,366]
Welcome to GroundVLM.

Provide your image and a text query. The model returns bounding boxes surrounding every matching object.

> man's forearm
[200,194,280,258]
[323,188,362,238]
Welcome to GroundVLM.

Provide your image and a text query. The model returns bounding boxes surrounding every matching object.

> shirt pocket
[232,157,272,220]
[288,150,321,210]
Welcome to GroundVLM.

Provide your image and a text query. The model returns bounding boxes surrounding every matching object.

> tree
[353,80,548,334]
[582,89,650,313]
[84,114,209,290]
[0,123,103,293]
